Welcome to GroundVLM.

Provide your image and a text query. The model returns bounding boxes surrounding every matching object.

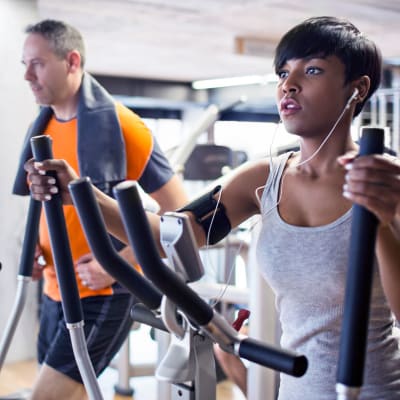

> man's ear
[66,50,81,72]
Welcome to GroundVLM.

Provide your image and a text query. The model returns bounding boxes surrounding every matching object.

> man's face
[22,33,70,106]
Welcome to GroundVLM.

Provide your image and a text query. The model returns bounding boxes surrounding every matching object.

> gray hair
[25,19,86,68]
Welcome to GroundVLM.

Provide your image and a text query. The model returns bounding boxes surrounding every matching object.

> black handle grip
[337,127,384,387]
[19,199,42,276]
[30,135,83,324]
[130,303,168,332]
[113,181,214,326]
[239,337,308,377]
[68,177,162,310]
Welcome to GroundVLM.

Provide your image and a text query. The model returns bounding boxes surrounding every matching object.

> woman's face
[276,55,352,138]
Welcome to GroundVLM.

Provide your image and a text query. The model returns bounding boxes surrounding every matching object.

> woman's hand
[338,153,400,226]
[24,158,79,205]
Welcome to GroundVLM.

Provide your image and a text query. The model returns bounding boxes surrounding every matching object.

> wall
[0,0,39,362]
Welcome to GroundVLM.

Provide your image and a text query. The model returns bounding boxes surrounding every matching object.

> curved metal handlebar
[68,177,162,310]
[113,180,308,377]
[114,181,213,325]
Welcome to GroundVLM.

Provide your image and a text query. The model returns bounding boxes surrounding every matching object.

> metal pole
[0,199,41,371]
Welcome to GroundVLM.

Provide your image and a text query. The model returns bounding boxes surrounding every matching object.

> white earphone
[345,88,359,109]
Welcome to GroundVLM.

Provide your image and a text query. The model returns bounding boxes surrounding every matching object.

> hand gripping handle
[337,127,384,387]
[30,135,83,324]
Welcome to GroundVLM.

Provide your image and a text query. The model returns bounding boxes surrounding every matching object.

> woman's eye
[277,70,288,79]
[306,67,322,75]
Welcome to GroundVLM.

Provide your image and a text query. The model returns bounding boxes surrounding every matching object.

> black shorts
[38,293,136,383]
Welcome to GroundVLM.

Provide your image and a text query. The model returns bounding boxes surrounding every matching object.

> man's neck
[52,90,80,121]
[51,73,83,121]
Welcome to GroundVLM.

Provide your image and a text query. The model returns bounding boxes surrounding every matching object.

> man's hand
[24,158,78,204]
[32,243,46,281]
[76,253,116,290]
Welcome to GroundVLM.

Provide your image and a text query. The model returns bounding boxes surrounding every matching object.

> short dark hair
[274,16,382,116]
[25,19,86,68]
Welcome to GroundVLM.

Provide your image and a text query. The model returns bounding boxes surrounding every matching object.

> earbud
[345,88,359,110]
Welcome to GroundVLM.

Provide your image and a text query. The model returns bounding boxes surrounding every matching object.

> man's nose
[24,65,35,81]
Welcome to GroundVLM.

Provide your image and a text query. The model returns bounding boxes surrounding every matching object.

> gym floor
[0,359,244,399]
[0,325,246,400]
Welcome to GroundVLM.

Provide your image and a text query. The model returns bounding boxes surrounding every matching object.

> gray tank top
[256,153,400,399]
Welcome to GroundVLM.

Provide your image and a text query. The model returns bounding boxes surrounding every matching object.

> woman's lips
[280,98,301,116]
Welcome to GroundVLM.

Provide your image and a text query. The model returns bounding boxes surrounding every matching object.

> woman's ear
[353,76,370,102]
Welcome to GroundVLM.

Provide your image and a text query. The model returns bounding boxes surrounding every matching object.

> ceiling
[37,0,400,84]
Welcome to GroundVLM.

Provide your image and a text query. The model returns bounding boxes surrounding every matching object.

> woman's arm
[25,157,270,262]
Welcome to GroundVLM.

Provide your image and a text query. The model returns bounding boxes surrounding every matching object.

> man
[13,19,187,400]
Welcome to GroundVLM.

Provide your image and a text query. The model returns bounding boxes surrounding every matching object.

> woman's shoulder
[222,158,271,201]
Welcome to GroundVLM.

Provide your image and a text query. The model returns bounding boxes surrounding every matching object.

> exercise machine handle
[0,198,41,371]
[113,181,213,325]
[68,177,162,310]
[18,198,42,276]
[130,303,168,332]
[336,127,384,389]
[239,337,307,377]
[113,180,308,377]
[30,135,83,324]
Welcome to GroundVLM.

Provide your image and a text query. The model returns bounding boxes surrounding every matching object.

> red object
[232,309,250,331]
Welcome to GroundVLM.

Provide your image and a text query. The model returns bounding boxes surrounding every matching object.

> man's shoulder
[114,102,153,142]
[114,101,141,121]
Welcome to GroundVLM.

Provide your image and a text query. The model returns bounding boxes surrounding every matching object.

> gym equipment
[336,127,384,400]
[0,199,41,372]
[30,135,103,400]
[0,135,163,399]
[68,177,307,399]
[67,177,162,311]
[169,98,246,174]
[112,100,248,394]
[114,181,308,398]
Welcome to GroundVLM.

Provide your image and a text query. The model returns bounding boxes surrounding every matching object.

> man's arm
[149,174,189,213]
